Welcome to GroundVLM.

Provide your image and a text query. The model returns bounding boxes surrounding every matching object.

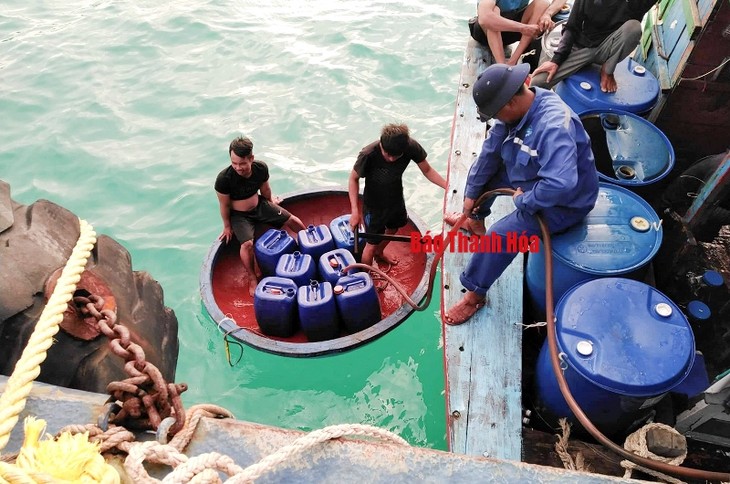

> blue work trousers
[461,170,591,296]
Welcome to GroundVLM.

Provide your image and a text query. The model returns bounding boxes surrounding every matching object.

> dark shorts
[231,198,292,243]
[500,7,527,45]
[364,204,408,245]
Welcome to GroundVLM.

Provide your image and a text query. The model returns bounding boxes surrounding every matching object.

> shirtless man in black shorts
[215,136,306,296]
[348,123,447,267]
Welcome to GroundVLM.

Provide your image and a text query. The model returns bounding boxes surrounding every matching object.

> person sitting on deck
[348,123,447,267]
[530,0,657,93]
[443,63,599,325]
[475,0,567,66]
[215,136,306,296]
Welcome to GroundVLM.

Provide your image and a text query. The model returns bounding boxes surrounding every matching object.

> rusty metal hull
[1,376,634,483]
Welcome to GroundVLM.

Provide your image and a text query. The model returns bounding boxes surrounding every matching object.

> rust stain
[44,268,117,340]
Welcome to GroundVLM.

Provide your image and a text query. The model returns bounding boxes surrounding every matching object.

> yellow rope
[0,219,96,453]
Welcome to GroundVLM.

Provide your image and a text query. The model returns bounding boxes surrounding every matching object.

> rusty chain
[74,294,188,437]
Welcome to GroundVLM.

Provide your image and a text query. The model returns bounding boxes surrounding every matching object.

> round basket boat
[200,188,435,357]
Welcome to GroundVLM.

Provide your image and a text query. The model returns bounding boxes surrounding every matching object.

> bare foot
[444,212,486,235]
[444,293,487,325]
[248,275,258,297]
[600,66,618,93]
[374,251,399,267]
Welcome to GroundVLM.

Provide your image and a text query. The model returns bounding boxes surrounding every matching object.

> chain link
[75,294,187,437]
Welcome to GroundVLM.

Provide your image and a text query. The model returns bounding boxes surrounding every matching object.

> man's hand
[537,13,554,33]
[512,187,524,200]
[533,61,559,83]
[349,211,362,233]
[218,227,233,244]
[521,23,542,39]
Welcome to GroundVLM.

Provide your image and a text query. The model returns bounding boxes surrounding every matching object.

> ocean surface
[0,1,476,449]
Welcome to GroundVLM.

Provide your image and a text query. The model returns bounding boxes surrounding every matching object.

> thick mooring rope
[121,421,409,483]
[0,219,96,453]
[621,423,688,484]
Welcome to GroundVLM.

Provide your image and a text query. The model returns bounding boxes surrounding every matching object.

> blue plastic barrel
[580,110,674,188]
[254,229,297,277]
[526,183,662,315]
[298,224,335,263]
[275,251,317,287]
[554,58,659,116]
[334,273,381,333]
[253,277,298,337]
[329,214,364,255]
[297,280,340,341]
[535,278,695,435]
[319,248,358,287]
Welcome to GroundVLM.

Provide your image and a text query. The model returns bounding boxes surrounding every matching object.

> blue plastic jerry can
[334,272,381,333]
[254,276,298,337]
[298,280,340,341]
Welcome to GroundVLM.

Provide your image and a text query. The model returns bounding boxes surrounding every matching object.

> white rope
[123,422,408,483]
[228,424,408,483]
[620,422,687,484]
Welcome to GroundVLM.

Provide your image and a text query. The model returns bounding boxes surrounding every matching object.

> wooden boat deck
[441,38,524,460]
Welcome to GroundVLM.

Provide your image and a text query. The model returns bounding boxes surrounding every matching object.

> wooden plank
[441,38,524,461]
[681,0,703,38]
[683,152,730,231]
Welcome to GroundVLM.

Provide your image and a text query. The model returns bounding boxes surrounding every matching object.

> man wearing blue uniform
[476,0,566,66]
[444,63,599,325]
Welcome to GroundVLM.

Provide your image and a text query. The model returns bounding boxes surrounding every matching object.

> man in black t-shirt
[530,0,657,93]
[348,123,447,267]
[215,136,306,296]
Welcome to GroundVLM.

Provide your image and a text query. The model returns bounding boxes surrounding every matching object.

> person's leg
[507,2,548,65]
[284,213,306,233]
[445,211,535,324]
[231,214,258,297]
[361,242,378,266]
[361,208,385,266]
[479,2,509,64]
[257,198,305,234]
[445,205,589,324]
[529,45,598,89]
[592,19,642,92]
[374,204,408,266]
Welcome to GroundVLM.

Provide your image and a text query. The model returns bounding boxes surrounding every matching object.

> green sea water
[0,1,476,449]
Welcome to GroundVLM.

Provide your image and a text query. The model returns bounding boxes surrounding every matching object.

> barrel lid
[556,278,695,395]
[551,183,662,274]
[702,270,724,287]
[556,58,659,114]
[687,300,711,320]
[579,110,675,185]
